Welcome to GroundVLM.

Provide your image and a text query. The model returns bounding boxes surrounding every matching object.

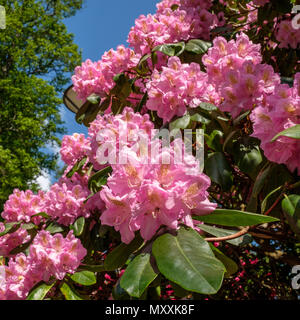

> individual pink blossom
[72,45,140,101]
[60,133,91,166]
[2,189,46,225]
[276,19,300,49]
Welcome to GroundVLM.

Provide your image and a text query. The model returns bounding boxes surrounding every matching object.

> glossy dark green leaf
[169,114,190,131]
[205,152,233,191]
[205,130,223,152]
[271,125,300,142]
[0,222,21,237]
[152,227,225,294]
[88,166,112,194]
[153,42,185,56]
[45,222,64,234]
[26,282,55,300]
[120,253,158,298]
[70,270,97,286]
[190,113,211,124]
[281,194,300,238]
[60,283,83,300]
[185,39,212,55]
[210,245,238,278]
[66,156,87,178]
[104,235,144,271]
[198,102,218,111]
[87,93,101,105]
[70,217,85,236]
[194,209,279,227]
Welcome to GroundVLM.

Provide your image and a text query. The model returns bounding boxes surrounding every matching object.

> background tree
[0,0,83,210]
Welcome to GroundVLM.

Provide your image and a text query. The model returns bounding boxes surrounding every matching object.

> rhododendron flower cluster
[128,0,217,55]
[0,231,86,300]
[72,45,140,101]
[251,73,300,173]
[2,189,46,225]
[60,133,91,166]
[276,19,300,50]
[0,228,30,257]
[146,56,220,123]
[203,33,281,118]
[88,107,154,169]
[100,144,216,244]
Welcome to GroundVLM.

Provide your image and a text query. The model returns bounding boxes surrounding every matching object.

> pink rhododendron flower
[29,231,87,282]
[0,229,30,257]
[203,33,282,118]
[72,45,140,101]
[128,1,218,55]
[0,231,86,300]
[88,107,154,170]
[276,20,300,49]
[100,143,216,244]
[60,133,91,166]
[2,189,46,225]
[146,56,219,123]
[251,73,300,173]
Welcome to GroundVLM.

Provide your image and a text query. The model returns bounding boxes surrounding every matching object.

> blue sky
[61,0,158,137]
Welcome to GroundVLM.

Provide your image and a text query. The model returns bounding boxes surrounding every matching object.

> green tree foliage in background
[0,0,83,210]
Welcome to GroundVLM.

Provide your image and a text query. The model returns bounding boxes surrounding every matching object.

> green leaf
[75,100,91,124]
[120,253,158,298]
[281,195,300,238]
[136,92,148,113]
[0,222,21,237]
[104,235,144,271]
[60,283,83,300]
[210,245,238,278]
[205,152,233,191]
[185,39,212,55]
[26,282,55,300]
[152,227,225,294]
[198,102,218,111]
[31,212,50,219]
[199,224,252,246]
[233,142,262,178]
[66,156,88,178]
[169,114,190,131]
[261,186,283,213]
[45,222,64,234]
[271,125,300,142]
[205,130,223,152]
[70,217,85,236]
[87,93,101,105]
[153,42,185,57]
[88,166,112,194]
[190,113,211,124]
[21,223,37,230]
[246,164,273,212]
[194,209,279,227]
[70,271,97,286]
